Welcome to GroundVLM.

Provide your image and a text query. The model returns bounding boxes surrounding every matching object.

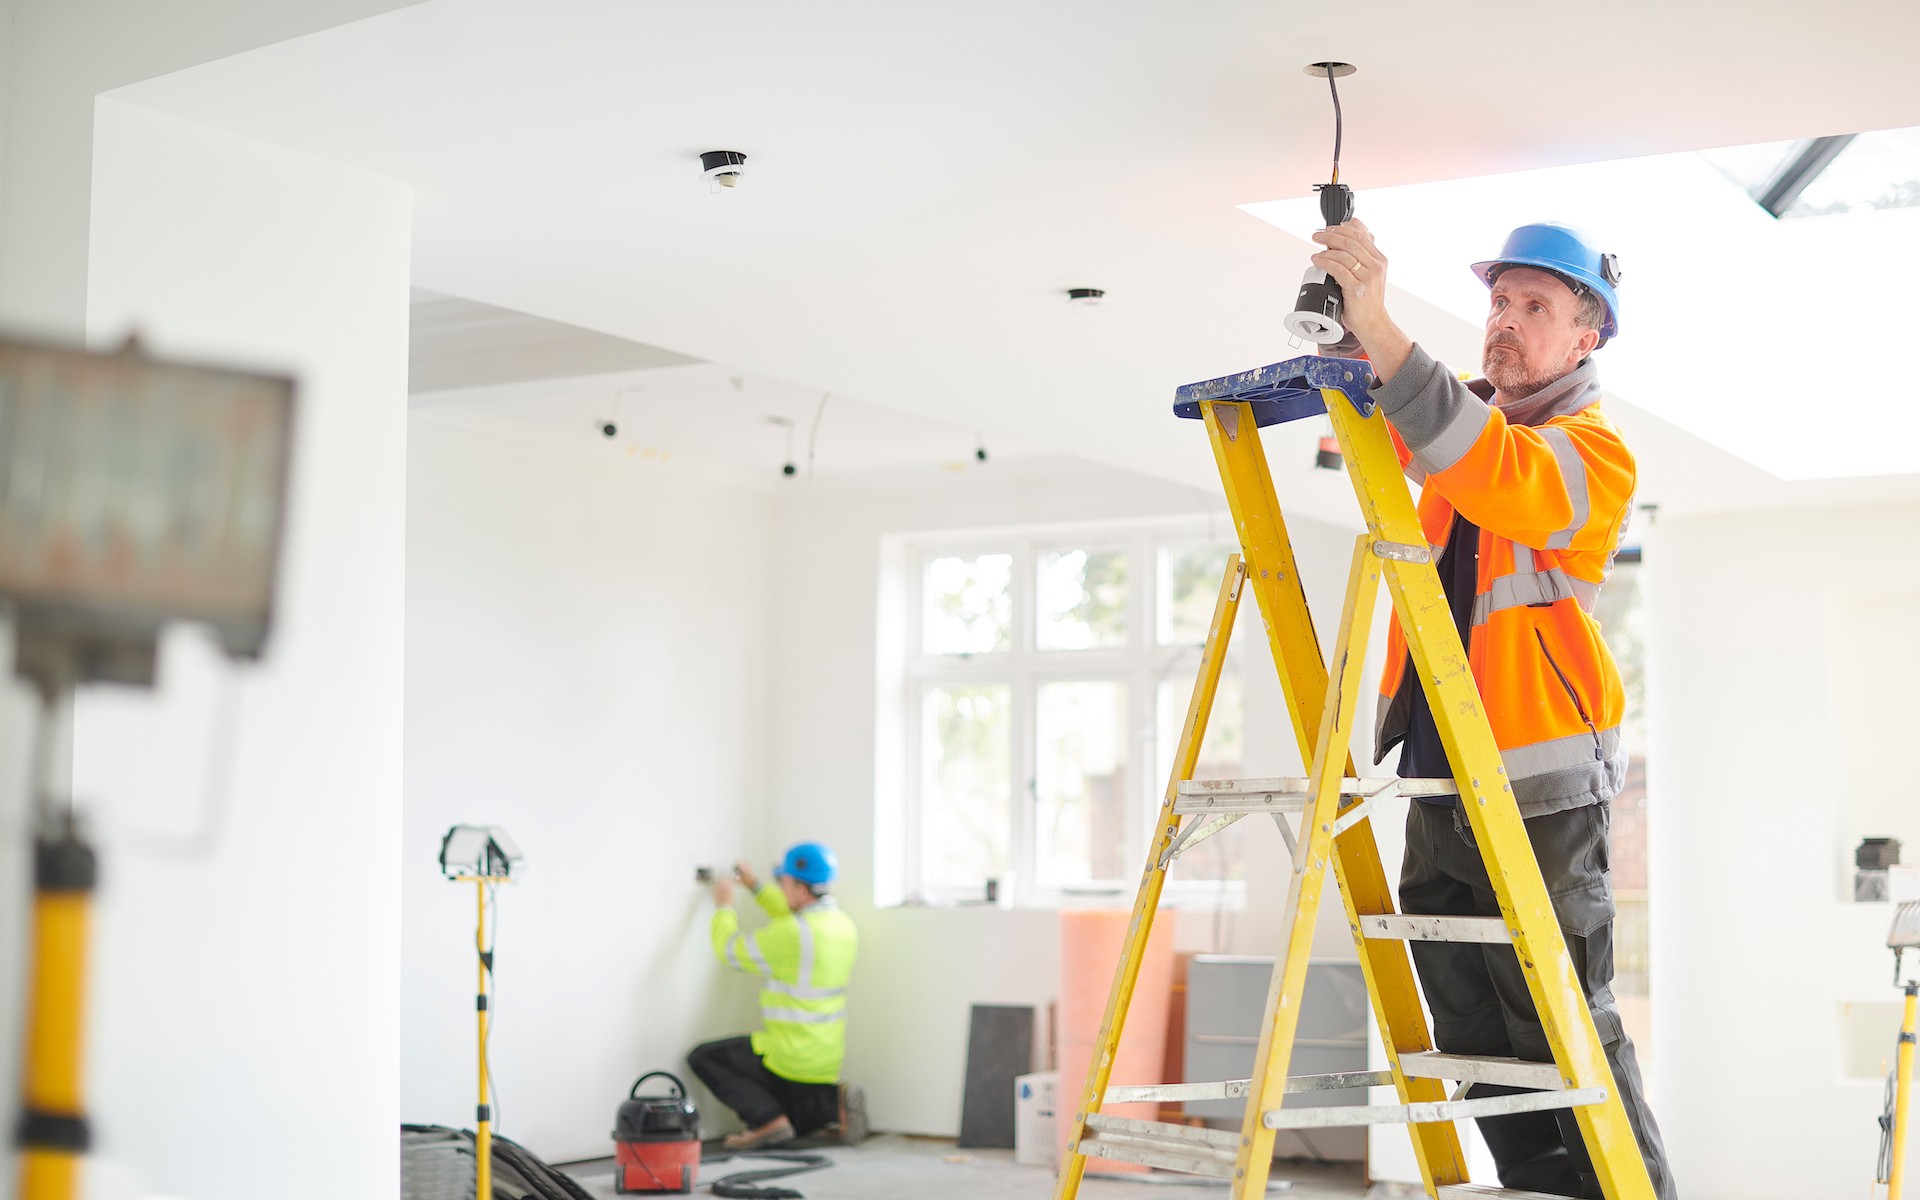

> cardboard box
[1014,1071,1058,1167]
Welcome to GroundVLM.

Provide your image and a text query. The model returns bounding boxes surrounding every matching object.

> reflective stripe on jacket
[1371,346,1634,817]
[710,885,858,1084]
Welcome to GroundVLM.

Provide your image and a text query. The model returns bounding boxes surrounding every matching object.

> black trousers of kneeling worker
[1400,800,1677,1200]
[688,1037,839,1136]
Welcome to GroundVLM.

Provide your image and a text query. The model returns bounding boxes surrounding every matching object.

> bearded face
[1481,267,1599,398]
[1483,329,1565,397]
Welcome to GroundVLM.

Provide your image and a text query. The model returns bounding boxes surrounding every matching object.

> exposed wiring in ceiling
[807,393,829,483]
[1327,67,1344,185]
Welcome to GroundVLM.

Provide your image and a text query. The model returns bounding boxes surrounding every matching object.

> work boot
[836,1082,869,1145]
[722,1116,795,1150]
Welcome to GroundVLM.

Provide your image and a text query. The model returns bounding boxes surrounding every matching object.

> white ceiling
[409,288,699,392]
[1246,149,1920,481]
[112,0,1920,523]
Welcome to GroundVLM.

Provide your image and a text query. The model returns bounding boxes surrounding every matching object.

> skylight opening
[1701,126,1920,219]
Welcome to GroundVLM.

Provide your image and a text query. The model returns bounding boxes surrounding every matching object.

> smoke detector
[701,150,747,191]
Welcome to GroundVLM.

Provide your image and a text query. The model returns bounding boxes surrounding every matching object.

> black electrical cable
[701,1147,835,1199]
[1327,67,1343,185]
[806,393,829,482]
[1879,1065,1896,1186]
[487,1131,598,1200]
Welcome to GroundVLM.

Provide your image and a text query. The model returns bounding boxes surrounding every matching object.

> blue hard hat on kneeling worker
[1471,223,1622,340]
[776,841,838,886]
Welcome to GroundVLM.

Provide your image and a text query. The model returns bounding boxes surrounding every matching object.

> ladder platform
[1262,1087,1606,1130]
[1397,1052,1567,1091]
[1359,914,1512,944]
[1078,1112,1237,1179]
[1176,776,1457,814]
[1173,355,1376,427]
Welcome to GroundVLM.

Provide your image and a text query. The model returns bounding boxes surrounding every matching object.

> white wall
[764,457,1369,1137]
[65,100,410,1198]
[1,8,414,1194]
[1648,502,1920,1199]
[0,0,410,336]
[402,410,775,1162]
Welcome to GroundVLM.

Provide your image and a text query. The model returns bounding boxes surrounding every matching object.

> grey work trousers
[1399,799,1677,1200]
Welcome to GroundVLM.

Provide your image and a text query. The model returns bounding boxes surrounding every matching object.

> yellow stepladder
[1052,355,1656,1200]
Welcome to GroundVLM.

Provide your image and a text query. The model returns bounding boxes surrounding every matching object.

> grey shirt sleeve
[1370,344,1490,476]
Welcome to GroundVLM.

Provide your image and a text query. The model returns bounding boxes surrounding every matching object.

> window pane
[920,684,1012,889]
[1037,547,1128,650]
[923,553,1013,655]
[1034,681,1130,886]
[1156,671,1248,882]
[1592,560,1645,755]
[1158,541,1235,646]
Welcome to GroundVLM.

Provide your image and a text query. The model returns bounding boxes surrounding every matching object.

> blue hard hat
[775,841,838,886]
[1470,223,1621,340]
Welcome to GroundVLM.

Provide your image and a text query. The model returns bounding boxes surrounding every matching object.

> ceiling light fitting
[1283,62,1360,350]
[701,150,747,191]
[765,414,798,477]
[1065,287,1105,308]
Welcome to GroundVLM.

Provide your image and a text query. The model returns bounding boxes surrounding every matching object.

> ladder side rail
[1200,403,1327,754]
[1229,536,1382,1197]
[1052,557,1247,1200]
[1323,385,1656,1200]
[1203,398,1467,1194]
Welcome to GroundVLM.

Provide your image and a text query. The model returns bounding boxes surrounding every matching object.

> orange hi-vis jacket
[1371,347,1635,817]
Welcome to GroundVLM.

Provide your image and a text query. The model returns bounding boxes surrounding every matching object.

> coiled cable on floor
[701,1147,834,1199]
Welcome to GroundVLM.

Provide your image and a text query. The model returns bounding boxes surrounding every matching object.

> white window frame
[893,515,1251,909]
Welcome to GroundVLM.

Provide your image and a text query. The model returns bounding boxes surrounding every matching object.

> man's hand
[734,860,759,891]
[1310,219,1413,383]
[712,877,736,906]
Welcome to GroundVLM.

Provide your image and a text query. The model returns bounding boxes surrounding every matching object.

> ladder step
[1360,914,1511,944]
[1077,1113,1236,1179]
[1398,1052,1567,1091]
[1263,1087,1606,1130]
[1437,1187,1581,1200]
[1107,1069,1391,1104]
[1176,776,1457,814]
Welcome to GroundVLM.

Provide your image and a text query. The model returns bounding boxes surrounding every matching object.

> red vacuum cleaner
[613,1071,701,1193]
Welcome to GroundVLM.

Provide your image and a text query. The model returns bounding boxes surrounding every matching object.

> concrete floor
[564,1135,1430,1199]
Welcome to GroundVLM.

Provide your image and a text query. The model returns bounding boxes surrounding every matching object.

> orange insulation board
[1055,907,1177,1174]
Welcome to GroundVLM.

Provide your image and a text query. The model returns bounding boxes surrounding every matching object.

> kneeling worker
[690,842,866,1149]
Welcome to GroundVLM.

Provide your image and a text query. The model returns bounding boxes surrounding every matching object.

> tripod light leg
[1892,982,1917,1200]
[475,878,492,1200]
[17,832,96,1200]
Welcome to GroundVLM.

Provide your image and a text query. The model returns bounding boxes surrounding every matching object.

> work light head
[440,824,523,879]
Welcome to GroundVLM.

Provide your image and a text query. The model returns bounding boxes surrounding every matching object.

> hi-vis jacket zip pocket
[1535,629,1602,761]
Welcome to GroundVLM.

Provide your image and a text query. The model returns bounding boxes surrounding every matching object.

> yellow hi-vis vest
[710,885,858,1084]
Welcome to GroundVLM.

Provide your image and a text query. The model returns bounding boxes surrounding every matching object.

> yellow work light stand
[466,874,508,1199]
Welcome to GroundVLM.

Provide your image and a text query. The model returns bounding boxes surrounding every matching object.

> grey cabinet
[1184,955,1368,1163]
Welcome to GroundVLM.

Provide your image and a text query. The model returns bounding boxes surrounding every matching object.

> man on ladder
[1308,219,1675,1199]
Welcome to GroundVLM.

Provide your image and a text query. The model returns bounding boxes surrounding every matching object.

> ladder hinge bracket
[1371,540,1431,564]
